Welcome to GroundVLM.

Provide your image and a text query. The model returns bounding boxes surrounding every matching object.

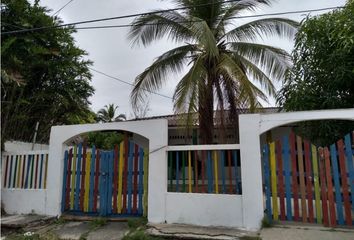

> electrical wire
[89,67,173,100]
[52,0,75,16]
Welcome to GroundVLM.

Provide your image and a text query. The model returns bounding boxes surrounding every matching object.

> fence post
[239,114,263,231]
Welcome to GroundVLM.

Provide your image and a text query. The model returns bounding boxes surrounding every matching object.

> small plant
[261,216,273,228]
[240,236,261,240]
[90,217,107,229]
[127,217,148,230]
[54,216,66,225]
[122,229,163,240]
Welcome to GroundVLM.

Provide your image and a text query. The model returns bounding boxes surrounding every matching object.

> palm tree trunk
[199,76,214,144]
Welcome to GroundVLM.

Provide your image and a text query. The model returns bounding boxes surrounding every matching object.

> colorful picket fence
[167,149,241,194]
[262,132,354,227]
[2,151,49,189]
[61,140,148,217]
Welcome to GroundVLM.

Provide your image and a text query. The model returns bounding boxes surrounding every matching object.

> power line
[1,0,240,35]
[74,6,343,30]
[2,4,343,35]
[52,0,75,16]
[89,67,173,100]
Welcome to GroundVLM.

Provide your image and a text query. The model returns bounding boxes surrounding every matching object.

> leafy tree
[277,0,354,145]
[85,131,124,149]
[129,0,298,143]
[96,104,127,122]
[1,0,95,146]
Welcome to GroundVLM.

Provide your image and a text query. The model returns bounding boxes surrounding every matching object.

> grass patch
[89,218,107,229]
[54,217,66,225]
[122,229,164,240]
[261,216,273,228]
[5,233,40,240]
[240,236,262,240]
[127,217,148,230]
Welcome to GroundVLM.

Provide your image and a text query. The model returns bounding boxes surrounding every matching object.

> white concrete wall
[165,193,243,228]
[4,141,49,152]
[1,189,46,215]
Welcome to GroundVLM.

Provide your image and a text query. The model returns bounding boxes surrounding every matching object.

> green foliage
[127,217,148,230]
[86,131,124,149]
[1,0,95,147]
[97,104,127,122]
[89,218,107,229]
[129,0,298,143]
[122,230,164,240]
[277,0,354,145]
[261,215,273,228]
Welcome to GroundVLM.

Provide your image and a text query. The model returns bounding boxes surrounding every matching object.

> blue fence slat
[176,151,180,192]
[344,134,354,211]
[283,136,292,221]
[107,151,114,215]
[263,144,272,222]
[221,151,226,194]
[24,155,31,189]
[88,145,96,212]
[233,150,238,194]
[39,154,44,188]
[99,152,108,216]
[74,144,82,211]
[127,141,134,214]
[13,156,18,188]
[138,148,144,214]
[207,151,213,193]
[61,151,69,212]
[330,144,344,225]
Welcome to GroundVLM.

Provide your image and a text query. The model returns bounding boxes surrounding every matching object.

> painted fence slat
[34,155,39,189]
[276,140,285,221]
[65,149,73,210]
[74,144,82,211]
[21,155,26,188]
[233,150,238,194]
[269,142,278,221]
[89,146,96,212]
[112,145,119,214]
[343,134,354,212]
[143,149,148,217]
[304,140,314,223]
[39,154,44,189]
[207,151,213,193]
[168,151,172,191]
[318,148,329,227]
[263,144,272,221]
[138,148,144,214]
[13,155,18,188]
[194,150,199,193]
[330,144,344,225]
[122,137,128,213]
[311,145,322,224]
[228,150,232,194]
[221,150,226,194]
[176,152,179,192]
[188,151,192,193]
[127,141,134,214]
[213,151,219,194]
[71,146,77,210]
[93,149,100,212]
[25,155,31,189]
[80,144,87,211]
[337,139,352,226]
[61,151,69,212]
[16,155,21,188]
[290,132,300,221]
[84,152,91,212]
[324,147,336,227]
[118,142,124,214]
[3,155,9,188]
[99,152,107,216]
[296,136,307,222]
[182,151,186,192]
[282,136,292,221]
[107,151,114,215]
[201,150,206,193]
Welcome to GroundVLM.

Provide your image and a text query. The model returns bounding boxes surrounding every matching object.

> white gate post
[239,114,263,231]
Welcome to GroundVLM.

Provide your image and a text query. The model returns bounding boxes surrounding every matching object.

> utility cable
[89,67,173,100]
[52,0,75,16]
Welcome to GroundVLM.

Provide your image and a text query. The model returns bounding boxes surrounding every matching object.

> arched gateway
[44,119,167,221]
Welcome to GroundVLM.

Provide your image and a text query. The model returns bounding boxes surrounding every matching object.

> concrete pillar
[239,114,263,231]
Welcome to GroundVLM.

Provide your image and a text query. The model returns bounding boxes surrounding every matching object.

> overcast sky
[36,0,346,118]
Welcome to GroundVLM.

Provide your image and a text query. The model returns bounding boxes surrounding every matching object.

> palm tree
[97,104,126,122]
[129,0,298,143]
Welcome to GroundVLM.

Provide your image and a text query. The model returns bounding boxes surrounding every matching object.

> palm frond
[129,11,194,46]
[130,44,197,110]
[224,18,299,42]
[229,42,291,80]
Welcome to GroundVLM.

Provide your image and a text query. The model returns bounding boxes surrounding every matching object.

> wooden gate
[262,132,353,227]
[61,140,148,217]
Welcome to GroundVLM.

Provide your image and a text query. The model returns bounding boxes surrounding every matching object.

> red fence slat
[276,140,286,220]
[290,133,299,221]
[304,140,314,223]
[324,147,336,227]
